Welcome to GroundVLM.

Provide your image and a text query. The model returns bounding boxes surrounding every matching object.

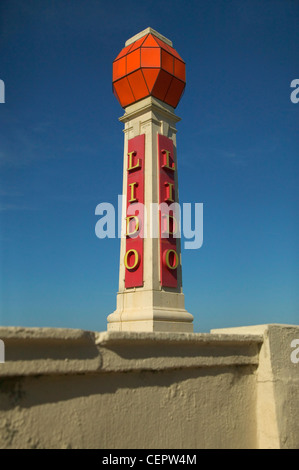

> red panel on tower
[158,134,178,288]
[125,134,145,288]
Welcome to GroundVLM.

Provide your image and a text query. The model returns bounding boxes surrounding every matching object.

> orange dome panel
[127,70,149,101]
[142,34,159,48]
[127,49,140,74]
[115,44,133,61]
[154,36,184,61]
[129,36,147,52]
[113,56,126,81]
[161,50,174,74]
[152,70,173,102]
[174,59,186,82]
[164,77,185,108]
[113,32,186,108]
[113,76,135,108]
[141,48,161,68]
[142,68,160,92]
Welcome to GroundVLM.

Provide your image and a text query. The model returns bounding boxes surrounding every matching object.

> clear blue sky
[0,0,298,333]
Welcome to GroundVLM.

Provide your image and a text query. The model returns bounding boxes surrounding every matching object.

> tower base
[107,320,193,333]
[107,306,194,333]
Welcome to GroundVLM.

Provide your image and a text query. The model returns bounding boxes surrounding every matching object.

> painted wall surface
[0,325,298,449]
[213,324,299,449]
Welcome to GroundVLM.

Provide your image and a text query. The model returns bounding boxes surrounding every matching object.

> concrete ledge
[96,331,263,372]
[0,327,100,377]
[0,327,263,377]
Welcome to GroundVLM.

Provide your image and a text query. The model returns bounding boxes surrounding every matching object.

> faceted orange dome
[112,31,186,109]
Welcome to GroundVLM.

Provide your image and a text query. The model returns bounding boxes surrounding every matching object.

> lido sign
[95,134,203,289]
[124,133,181,288]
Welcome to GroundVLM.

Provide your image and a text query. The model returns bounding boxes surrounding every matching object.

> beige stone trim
[125,27,173,47]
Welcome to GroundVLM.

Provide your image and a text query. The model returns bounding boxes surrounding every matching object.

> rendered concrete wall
[0,325,298,449]
[213,324,299,449]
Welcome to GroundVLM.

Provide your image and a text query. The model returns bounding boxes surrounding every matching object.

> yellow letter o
[124,249,140,270]
[164,249,179,270]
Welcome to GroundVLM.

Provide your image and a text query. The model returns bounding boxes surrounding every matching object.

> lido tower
[107,28,193,333]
